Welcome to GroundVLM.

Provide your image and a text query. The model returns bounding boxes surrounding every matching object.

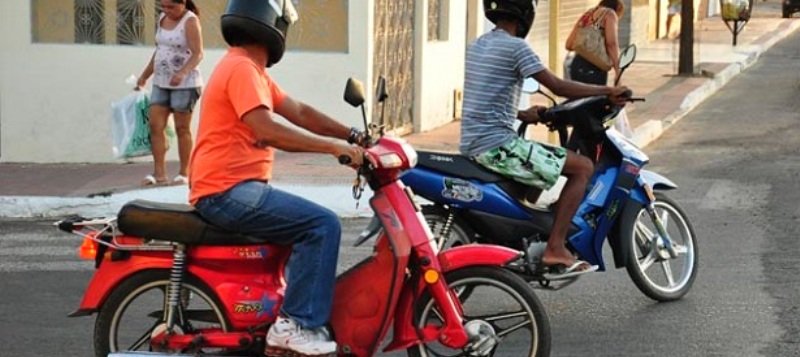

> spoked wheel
[94,270,230,357]
[407,266,551,357]
[422,205,476,251]
[622,192,698,301]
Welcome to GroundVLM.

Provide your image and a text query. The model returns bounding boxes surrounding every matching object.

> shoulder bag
[571,8,613,72]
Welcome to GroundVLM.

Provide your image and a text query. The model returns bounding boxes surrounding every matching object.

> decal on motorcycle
[232,247,267,259]
[429,154,455,162]
[381,211,400,228]
[606,199,620,220]
[233,301,263,314]
[587,181,605,201]
[233,293,278,318]
[441,178,483,202]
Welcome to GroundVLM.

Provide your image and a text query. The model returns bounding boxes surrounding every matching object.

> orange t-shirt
[188,47,287,205]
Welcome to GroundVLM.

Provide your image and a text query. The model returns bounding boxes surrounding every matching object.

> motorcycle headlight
[378,153,404,168]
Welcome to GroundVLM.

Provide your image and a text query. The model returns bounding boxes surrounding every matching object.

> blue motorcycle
[398,46,698,301]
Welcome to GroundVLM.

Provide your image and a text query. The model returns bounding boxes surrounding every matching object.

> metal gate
[373,0,415,134]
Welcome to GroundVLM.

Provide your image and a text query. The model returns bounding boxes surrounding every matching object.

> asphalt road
[1,27,799,357]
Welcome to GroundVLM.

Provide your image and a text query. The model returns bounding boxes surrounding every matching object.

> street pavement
[1,3,798,219]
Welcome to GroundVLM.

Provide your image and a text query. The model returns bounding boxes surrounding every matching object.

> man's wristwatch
[347,127,362,144]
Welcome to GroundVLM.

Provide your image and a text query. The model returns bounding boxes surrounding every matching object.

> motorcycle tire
[620,192,699,302]
[94,270,230,357]
[407,266,551,357]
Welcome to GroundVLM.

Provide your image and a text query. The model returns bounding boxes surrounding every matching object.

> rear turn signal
[78,233,99,260]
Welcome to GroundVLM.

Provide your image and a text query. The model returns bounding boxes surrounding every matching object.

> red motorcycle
[57,77,551,357]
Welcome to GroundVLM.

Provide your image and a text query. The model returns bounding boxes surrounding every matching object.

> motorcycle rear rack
[56,216,173,252]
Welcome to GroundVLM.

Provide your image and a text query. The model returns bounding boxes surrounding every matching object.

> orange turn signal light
[423,269,440,284]
[78,233,99,260]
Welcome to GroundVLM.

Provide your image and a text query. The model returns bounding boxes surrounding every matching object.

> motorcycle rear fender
[68,253,173,317]
[383,244,522,352]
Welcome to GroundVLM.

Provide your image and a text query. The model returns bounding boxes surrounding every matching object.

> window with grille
[31,0,349,52]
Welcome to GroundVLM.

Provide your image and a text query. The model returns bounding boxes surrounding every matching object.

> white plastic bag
[111,90,151,159]
[614,108,634,138]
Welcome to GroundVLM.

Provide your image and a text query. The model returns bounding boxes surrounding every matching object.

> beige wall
[0,0,371,163]
[416,0,469,132]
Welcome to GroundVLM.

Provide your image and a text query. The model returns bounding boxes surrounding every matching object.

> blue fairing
[400,168,532,220]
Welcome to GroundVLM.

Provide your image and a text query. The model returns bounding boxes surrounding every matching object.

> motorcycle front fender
[68,254,173,317]
[383,245,522,352]
[630,170,678,204]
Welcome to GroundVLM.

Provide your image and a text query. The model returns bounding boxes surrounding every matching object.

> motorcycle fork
[642,187,677,259]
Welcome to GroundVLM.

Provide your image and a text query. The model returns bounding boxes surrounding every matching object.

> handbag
[571,8,613,72]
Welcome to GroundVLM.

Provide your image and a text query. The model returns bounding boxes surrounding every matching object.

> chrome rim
[414,276,539,357]
[631,202,695,293]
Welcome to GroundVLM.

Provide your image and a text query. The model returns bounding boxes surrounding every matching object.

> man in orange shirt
[189,1,362,356]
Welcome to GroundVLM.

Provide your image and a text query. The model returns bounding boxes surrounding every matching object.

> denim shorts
[150,86,201,112]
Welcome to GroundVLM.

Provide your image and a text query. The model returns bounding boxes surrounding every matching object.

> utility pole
[678,0,695,75]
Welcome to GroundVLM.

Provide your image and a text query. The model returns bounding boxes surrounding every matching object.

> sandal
[172,175,189,185]
[541,260,599,281]
[141,174,169,187]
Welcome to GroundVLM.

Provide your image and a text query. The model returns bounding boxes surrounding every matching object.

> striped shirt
[459,29,545,157]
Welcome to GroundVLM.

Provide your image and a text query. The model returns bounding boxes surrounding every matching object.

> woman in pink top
[136,0,203,186]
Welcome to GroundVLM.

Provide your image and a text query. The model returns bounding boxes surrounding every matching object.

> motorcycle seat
[117,200,266,246]
[416,151,510,183]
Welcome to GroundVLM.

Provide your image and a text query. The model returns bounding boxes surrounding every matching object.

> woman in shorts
[136,0,203,186]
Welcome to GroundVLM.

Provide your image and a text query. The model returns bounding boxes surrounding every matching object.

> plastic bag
[614,108,634,138]
[111,90,152,158]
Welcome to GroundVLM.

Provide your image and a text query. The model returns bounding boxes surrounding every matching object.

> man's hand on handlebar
[332,143,364,168]
[518,105,548,125]
[608,86,631,106]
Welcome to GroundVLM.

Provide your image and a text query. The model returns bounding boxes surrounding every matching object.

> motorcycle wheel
[407,266,551,357]
[621,192,699,301]
[422,205,477,251]
[94,270,230,357]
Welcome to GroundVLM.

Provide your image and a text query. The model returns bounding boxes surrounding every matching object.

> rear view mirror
[376,76,389,103]
[344,78,365,107]
[522,78,540,94]
[619,44,637,71]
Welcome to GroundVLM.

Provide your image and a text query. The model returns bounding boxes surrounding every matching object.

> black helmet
[483,0,536,39]
[221,0,299,67]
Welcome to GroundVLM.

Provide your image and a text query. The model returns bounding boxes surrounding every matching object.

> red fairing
[75,244,292,330]
[365,137,418,184]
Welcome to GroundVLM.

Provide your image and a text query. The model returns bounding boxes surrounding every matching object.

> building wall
[0,0,371,163]
[415,0,468,132]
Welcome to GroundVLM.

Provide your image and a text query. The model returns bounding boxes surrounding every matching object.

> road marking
[0,260,92,272]
[699,180,769,211]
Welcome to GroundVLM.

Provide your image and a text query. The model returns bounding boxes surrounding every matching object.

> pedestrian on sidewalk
[136,0,204,187]
[666,0,682,39]
[565,0,624,85]
[188,1,363,356]
[463,0,628,278]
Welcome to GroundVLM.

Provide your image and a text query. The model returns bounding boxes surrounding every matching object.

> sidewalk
[2,4,798,219]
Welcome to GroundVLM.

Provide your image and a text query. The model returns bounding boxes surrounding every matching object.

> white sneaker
[265,317,337,356]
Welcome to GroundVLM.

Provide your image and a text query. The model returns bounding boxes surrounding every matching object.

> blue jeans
[194,180,341,329]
